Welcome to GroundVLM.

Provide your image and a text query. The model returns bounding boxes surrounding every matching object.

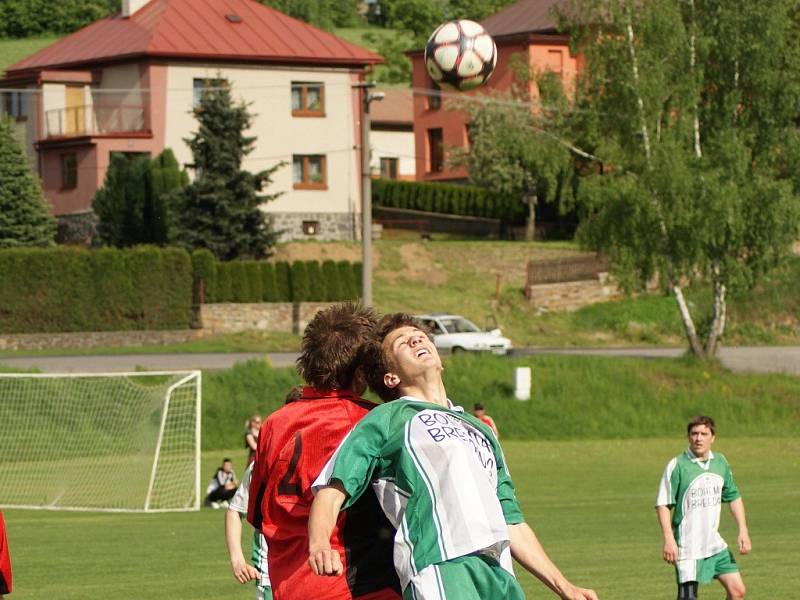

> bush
[290,261,310,302]
[244,261,263,302]
[305,260,323,300]
[229,262,250,302]
[192,249,217,303]
[322,260,342,300]
[216,263,233,302]
[0,246,192,333]
[275,261,291,301]
[261,262,277,301]
[337,261,358,300]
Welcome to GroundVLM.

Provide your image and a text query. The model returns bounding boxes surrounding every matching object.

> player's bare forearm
[308,482,347,576]
[509,522,598,600]
[729,498,751,554]
[656,506,678,564]
[225,510,258,583]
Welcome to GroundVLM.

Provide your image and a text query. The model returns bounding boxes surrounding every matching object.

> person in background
[245,416,262,465]
[205,458,239,509]
[473,402,500,438]
[0,510,12,598]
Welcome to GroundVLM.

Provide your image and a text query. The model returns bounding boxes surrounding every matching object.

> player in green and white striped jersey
[655,416,751,600]
[309,313,597,600]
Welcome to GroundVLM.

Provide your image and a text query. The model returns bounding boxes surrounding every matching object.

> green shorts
[403,554,524,600]
[676,549,738,584]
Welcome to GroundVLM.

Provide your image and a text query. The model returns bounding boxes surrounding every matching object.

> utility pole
[353,81,384,307]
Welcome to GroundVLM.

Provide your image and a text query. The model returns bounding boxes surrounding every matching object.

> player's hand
[738,531,752,555]
[559,584,599,600]
[662,538,678,564]
[308,544,343,576]
[231,558,259,584]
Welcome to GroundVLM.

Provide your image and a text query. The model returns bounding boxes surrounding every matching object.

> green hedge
[196,258,362,303]
[0,246,193,333]
[372,179,524,222]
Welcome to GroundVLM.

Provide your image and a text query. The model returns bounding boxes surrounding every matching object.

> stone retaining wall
[199,302,333,335]
[0,329,208,351]
[527,273,622,313]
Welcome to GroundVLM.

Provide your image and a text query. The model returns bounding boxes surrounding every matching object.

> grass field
[0,36,60,72]
[4,438,798,599]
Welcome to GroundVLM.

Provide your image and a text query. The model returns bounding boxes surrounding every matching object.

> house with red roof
[369,88,415,181]
[0,0,381,241]
[409,0,580,183]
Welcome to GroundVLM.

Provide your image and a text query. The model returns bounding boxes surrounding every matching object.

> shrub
[261,262,277,301]
[322,260,343,300]
[275,261,291,301]
[244,261,263,302]
[290,261,310,301]
[229,262,250,302]
[305,260,323,300]
[216,262,233,302]
[191,249,217,303]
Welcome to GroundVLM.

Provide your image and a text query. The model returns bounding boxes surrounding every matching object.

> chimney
[121,0,149,18]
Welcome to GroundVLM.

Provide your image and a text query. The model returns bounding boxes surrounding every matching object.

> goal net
[0,371,201,512]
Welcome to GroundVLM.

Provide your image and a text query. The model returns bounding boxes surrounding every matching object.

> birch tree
[560,0,800,358]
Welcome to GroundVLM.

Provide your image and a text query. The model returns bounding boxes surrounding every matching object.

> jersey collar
[298,386,362,402]
[399,395,462,411]
[685,447,715,468]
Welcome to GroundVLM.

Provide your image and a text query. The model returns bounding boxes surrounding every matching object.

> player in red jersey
[248,303,401,600]
[0,511,12,598]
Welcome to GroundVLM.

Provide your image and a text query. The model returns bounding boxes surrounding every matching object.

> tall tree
[452,71,575,240]
[256,0,360,30]
[170,80,282,260]
[0,118,56,248]
[0,0,117,37]
[559,0,800,357]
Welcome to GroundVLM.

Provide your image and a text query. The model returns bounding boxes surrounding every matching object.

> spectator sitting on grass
[205,458,239,509]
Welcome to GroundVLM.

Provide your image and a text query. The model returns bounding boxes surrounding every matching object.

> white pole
[514,367,531,401]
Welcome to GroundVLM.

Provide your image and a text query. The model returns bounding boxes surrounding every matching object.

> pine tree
[146,148,188,245]
[0,117,56,248]
[92,153,149,247]
[171,79,282,260]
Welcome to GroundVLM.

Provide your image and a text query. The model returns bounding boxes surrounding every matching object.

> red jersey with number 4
[248,388,401,600]
[0,511,12,595]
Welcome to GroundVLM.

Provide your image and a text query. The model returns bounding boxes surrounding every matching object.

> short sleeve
[655,458,679,507]
[720,456,741,503]
[496,455,524,525]
[312,409,389,510]
[229,463,253,514]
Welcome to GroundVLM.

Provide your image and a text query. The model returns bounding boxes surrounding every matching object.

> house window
[302,220,320,235]
[291,82,325,116]
[427,87,441,110]
[427,128,444,173]
[380,157,398,179]
[61,153,77,189]
[193,78,227,108]
[292,155,327,189]
[546,50,564,74]
[3,91,27,120]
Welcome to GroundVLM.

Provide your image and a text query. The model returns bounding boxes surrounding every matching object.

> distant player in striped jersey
[248,303,401,600]
[225,462,272,599]
[309,313,597,600]
[656,416,751,600]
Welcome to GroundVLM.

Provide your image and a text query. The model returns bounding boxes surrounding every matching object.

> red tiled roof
[5,0,381,75]
[481,0,567,38]
[371,88,413,125]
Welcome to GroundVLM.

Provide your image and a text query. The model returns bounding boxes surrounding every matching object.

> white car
[415,314,513,356]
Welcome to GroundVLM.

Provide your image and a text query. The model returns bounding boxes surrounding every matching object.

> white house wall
[164,62,362,241]
[370,129,415,179]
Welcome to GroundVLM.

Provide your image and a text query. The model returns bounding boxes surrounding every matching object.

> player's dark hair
[474,403,484,410]
[687,415,716,435]
[360,313,431,402]
[296,302,377,391]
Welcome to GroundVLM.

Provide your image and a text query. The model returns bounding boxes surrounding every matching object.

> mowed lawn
[4,438,798,599]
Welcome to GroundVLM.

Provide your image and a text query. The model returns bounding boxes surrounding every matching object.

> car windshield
[439,317,481,334]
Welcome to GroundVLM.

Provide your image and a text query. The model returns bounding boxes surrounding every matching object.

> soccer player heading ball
[656,416,751,600]
[309,313,597,600]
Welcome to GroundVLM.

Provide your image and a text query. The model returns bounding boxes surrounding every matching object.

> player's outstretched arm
[509,522,599,600]
[224,510,259,584]
[308,482,347,577]
[656,506,678,564]
[729,498,751,555]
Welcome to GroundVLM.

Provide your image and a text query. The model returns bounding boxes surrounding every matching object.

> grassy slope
[0,36,60,72]
[5,437,798,599]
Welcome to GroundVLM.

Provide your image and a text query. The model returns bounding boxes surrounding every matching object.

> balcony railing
[43,104,147,138]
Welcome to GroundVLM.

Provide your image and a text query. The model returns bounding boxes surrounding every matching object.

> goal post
[0,371,201,513]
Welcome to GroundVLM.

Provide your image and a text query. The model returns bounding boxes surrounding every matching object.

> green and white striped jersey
[655,449,741,560]
[313,396,524,590]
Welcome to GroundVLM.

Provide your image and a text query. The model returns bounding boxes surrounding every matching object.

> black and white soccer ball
[424,20,497,91]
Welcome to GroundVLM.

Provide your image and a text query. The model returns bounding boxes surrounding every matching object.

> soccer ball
[424,20,497,91]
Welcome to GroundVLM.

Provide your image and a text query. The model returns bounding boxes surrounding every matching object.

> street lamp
[353,81,384,307]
